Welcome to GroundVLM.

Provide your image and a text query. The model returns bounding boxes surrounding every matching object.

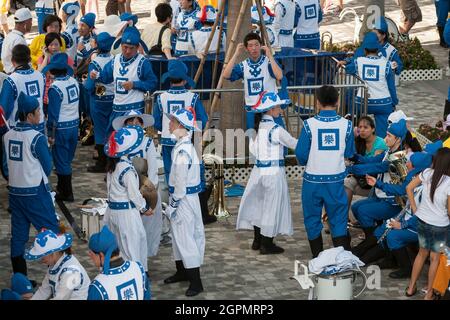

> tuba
[95,84,106,96]
[203,153,230,218]
[132,157,159,210]
[388,150,408,207]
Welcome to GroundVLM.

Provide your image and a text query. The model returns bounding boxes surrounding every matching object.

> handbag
[148,25,170,56]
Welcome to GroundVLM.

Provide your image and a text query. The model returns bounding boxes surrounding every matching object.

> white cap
[14,8,32,23]
[388,110,414,124]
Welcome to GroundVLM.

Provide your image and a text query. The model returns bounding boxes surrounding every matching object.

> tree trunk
[359,0,385,42]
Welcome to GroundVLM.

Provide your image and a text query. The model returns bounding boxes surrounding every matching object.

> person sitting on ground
[1,273,34,300]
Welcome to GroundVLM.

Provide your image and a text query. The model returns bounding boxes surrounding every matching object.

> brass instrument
[81,73,88,82]
[388,150,408,207]
[95,84,106,96]
[203,153,230,218]
[321,31,333,51]
[132,157,159,210]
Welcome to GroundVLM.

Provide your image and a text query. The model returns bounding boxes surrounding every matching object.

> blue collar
[104,261,131,275]
[318,110,338,117]
[49,254,71,275]
[13,122,34,131]
[261,115,274,122]
[366,55,381,60]
[120,53,139,66]
[97,53,111,58]
[54,75,70,81]
[247,55,264,66]
[168,85,187,94]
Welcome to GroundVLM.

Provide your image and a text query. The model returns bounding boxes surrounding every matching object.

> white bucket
[312,270,367,300]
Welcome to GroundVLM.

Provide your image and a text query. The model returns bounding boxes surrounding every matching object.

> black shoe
[389,268,411,279]
[55,174,74,202]
[185,267,203,297]
[308,235,323,258]
[202,214,217,225]
[351,227,376,257]
[260,236,284,254]
[361,245,386,264]
[164,272,189,284]
[332,235,351,251]
[378,252,398,269]
[252,226,261,250]
[438,26,449,48]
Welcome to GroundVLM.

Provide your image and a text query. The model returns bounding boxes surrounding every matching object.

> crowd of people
[0,0,448,301]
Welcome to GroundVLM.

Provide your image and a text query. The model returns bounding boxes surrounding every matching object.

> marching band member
[35,0,55,34]
[112,110,163,260]
[345,32,398,138]
[174,0,202,56]
[25,229,90,300]
[88,226,151,300]
[0,45,46,133]
[2,93,59,276]
[104,125,152,273]
[1,272,34,300]
[223,32,283,130]
[163,108,205,297]
[192,5,224,58]
[296,85,356,258]
[293,0,323,50]
[45,53,80,202]
[153,59,207,182]
[273,0,300,48]
[60,1,81,63]
[85,32,116,173]
[237,92,298,254]
[90,26,157,130]
[120,12,139,27]
[373,18,403,78]
[348,119,408,256]
[250,4,279,49]
[361,150,434,279]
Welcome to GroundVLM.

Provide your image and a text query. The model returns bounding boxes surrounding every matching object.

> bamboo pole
[254,0,291,132]
[207,0,250,128]
[209,0,227,104]
[193,0,226,86]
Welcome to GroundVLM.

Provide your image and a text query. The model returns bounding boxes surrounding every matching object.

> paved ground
[0,0,448,300]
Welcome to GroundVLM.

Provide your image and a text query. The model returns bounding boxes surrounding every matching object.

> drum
[80,210,103,241]
[313,270,367,300]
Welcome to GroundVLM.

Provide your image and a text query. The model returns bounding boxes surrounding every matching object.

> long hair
[355,116,375,155]
[430,148,450,203]
[403,131,422,152]
[106,157,120,173]
[254,113,263,133]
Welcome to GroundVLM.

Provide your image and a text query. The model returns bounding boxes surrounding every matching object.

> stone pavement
[0,0,448,301]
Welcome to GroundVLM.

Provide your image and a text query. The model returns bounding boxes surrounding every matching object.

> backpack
[148,25,170,56]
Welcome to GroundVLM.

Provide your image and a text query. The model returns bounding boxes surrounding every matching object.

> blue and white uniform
[47,75,80,175]
[126,136,163,258]
[88,260,150,300]
[237,115,298,237]
[294,0,323,49]
[31,254,90,300]
[296,110,355,240]
[251,5,279,48]
[153,86,208,182]
[273,0,300,48]
[76,34,95,67]
[174,7,202,55]
[167,134,205,269]
[346,55,398,138]
[0,67,46,133]
[191,26,225,55]
[85,53,115,144]
[227,55,280,129]
[105,158,149,271]
[35,0,55,34]
[2,122,59,261]
[98,53,157,129]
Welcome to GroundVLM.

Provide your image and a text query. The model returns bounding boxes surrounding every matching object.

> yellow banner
[198,0,218,8]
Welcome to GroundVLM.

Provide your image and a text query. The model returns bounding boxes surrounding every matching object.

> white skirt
[141,195,163,257]
[104,207,148,271]
[236,166,293,238]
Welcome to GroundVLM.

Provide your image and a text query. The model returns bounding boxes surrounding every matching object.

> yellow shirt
[29,34,67,70]
[444,137,450,149]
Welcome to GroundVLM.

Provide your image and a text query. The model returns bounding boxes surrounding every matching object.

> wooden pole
[193,0,226,85]
[207,0,250,127]
[209,0,227,104]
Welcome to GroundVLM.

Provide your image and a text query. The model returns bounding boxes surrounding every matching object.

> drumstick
[1,113,10,130]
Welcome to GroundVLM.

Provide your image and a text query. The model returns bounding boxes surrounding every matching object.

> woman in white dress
[237,92,298,254]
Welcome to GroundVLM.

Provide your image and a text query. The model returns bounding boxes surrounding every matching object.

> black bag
[355,175,371,190]
[148,25,170,56]
[8,0,36,14]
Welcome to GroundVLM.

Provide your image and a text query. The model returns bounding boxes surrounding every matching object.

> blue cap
[113,26,149,54]
[41,52,74,76]
[361,32,382,51]
[11,273,33,295]
[387,119,407,141]
[89,226,118,274]
[80,12,96,28]
[95,32,115,52]
[424,140,443,156]
[16,92,39,120]
[161,60,195,89]
[1,289,21,300]
[373,17,388,33]
[120,12,138,26]
[410,152,433,175]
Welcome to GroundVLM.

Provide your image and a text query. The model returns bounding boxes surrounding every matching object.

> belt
[279,29,293,35]
[256,160,285,168]
[168,183,202,195]
[108,201,136,210]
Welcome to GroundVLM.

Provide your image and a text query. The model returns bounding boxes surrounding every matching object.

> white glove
[164,196,180,221]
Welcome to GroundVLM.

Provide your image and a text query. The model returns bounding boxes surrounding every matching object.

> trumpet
[81,73,88,81]
[203,153,230,219]
[95,84,106,96]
